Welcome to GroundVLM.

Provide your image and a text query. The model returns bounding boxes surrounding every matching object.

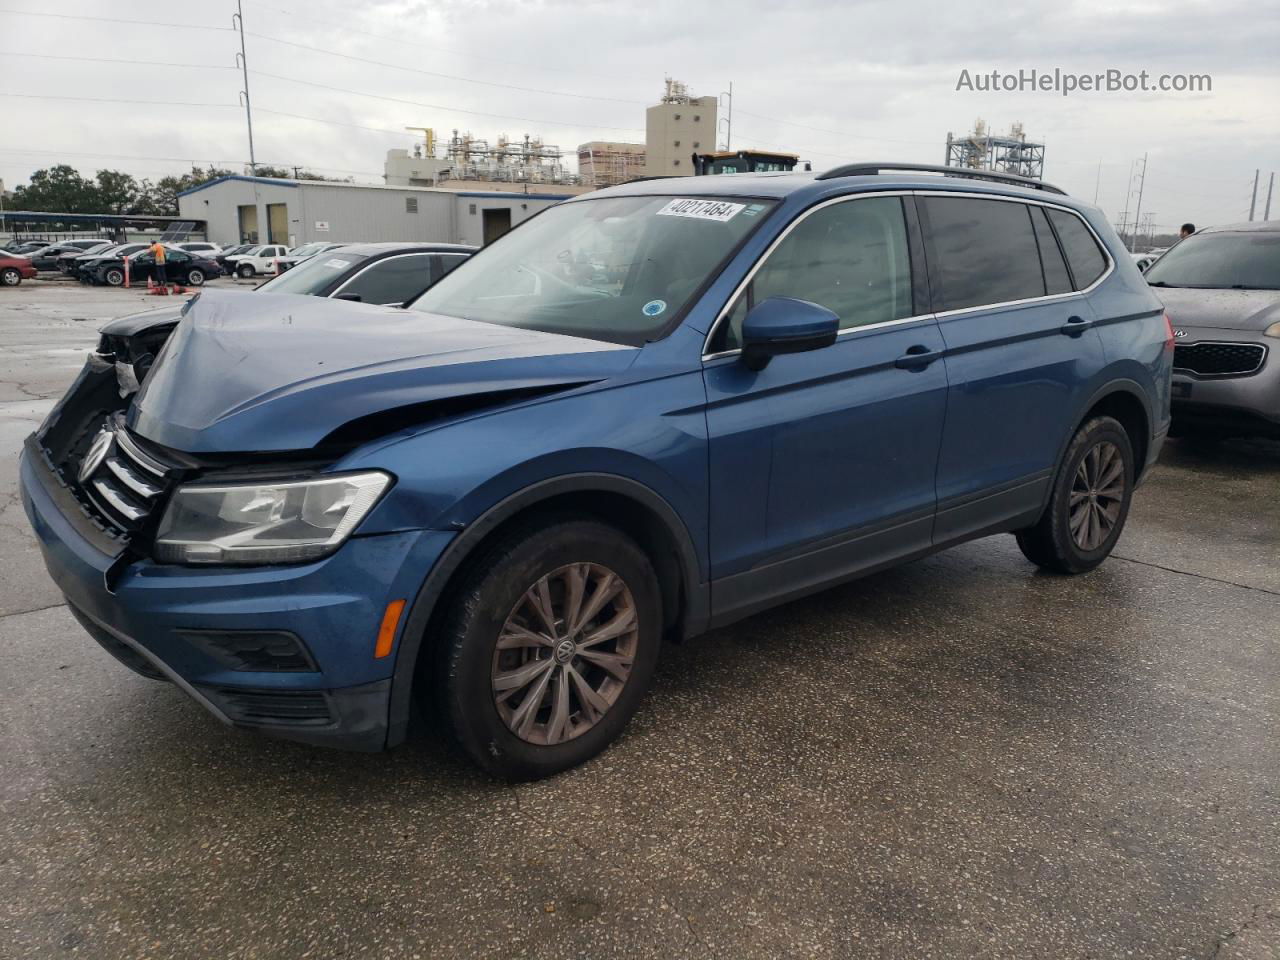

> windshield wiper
[1146,281,1181,287]
[1229,284,1280,291]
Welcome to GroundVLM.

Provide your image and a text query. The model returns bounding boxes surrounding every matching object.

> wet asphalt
[1,282,1278,959]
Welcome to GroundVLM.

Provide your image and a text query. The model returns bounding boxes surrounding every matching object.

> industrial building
[577,141,648,188]
[383,128,589,192]
[644,79,718,176]
[177,175,577,248]
[945,119,1045,180]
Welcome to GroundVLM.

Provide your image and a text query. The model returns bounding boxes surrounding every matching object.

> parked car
[1148,220,1280,438]
[87,246,223,287]
[170,241,224,260]
[0,253,39,287]
[274,241,346,272]
[224,243,291,278]
[69,243,149,281]
[20,164,1171,780]
[28,239,112,271]
[3,239,51,255]
[1130,251,1159,272]
[55,242,118,274]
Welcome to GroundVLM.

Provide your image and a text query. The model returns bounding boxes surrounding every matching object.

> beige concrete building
[644,80,718,177]
[576,141,647,187]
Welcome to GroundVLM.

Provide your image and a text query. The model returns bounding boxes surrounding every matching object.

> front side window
[1144,230,1280,290]
[711,196,914,353]
[257,252,367,295]
[921,196,1046,312]
[1047,209,1108,289]
[410,195,776,345]
[336,254,435,304]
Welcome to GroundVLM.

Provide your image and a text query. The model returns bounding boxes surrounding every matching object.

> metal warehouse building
[177,176,581,249]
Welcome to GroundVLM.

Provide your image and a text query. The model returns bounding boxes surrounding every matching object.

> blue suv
[21,163,1172,779]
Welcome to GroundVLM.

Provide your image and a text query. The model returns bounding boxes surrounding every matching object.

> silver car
[1148,221,1280,438]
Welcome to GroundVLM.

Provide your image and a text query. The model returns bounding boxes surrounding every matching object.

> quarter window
[920,197,1045,312]
[712,196,913,352]
[1047,209,1108,289]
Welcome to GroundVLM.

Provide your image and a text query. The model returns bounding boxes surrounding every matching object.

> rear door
[917,194,1109,542]
[703,193,948,619]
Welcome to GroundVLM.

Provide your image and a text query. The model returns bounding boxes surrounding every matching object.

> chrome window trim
[701,188,1114,360]
[331,252,436,302]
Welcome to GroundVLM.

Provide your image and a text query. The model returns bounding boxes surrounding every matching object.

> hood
[100,305,187,338]
[128,290,639,453]
[1154,286,1280,332]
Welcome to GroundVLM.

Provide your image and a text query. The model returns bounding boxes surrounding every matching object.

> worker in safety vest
[149,240,168,287]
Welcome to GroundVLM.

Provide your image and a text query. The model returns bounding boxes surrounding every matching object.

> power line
[248,70,645,133]
[734,108,936,146]
[1,92,237,109]
[255,108,428,140]
[0,147,384,180]
[0,8,233,30]
[1,50,238,70]
[244,31,647,105]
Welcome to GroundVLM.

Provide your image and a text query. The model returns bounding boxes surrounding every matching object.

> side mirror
[333,292,363,302]
[740,297,840,371]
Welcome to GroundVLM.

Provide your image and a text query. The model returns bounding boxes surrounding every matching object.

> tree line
[8,165,349,216]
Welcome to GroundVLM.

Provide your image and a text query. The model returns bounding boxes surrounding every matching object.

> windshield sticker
[742,203,767,217]
[656,198,746,222]
[322,258,348,269]
[642,299,668,318]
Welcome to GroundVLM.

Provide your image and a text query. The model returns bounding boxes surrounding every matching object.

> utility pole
[1265,172,1274,221]
[233,0,257,174]
[718,82,733,151]
[1249,168,1259,220]
[1118,158,1135,244]
[1130,152,1148,253]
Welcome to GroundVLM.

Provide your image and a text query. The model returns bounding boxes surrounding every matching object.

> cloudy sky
[2,0,1277,232]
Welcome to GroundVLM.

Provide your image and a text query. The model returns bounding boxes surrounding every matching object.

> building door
[237,205,259,243]
[267,203,289,244]
[482,208,512,245]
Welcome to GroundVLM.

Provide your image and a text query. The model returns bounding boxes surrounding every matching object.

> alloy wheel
[492,563,638,746]
[1069,440,1125,551]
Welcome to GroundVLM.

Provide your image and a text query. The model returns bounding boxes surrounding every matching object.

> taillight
[1163,312,1175,350]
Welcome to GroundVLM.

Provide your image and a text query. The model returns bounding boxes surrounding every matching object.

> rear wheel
[435,519,662,780]
[103,268,125,287]
[1016,415,1134,574]
[1,268,21,286]
[186,268,205,286]
[236,262,256,279]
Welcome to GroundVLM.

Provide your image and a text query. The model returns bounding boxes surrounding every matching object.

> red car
[1,254,38,288]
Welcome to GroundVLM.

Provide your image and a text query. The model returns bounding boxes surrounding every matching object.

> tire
[236,263,256,279]
[1,268,21,287]
[1016,415,1135,574]
[103,268,125,287]
[186,268,205,286]
[435,518,663,781]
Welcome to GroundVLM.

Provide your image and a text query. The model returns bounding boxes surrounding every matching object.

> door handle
[1059,315,1094,336]
[894,345,942,370]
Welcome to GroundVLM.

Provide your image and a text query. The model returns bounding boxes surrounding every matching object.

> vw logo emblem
[554,639,576,664]
[78,428,114,484]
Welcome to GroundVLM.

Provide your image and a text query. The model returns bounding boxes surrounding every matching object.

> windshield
[256,251,366,295]
[289,242,330,257]
[409,194,776,344]
[1145,230,1280,290]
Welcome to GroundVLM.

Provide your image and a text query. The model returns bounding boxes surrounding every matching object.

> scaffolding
[945,119,1045,180]
[437,130,580,185]
[578,142,647,187]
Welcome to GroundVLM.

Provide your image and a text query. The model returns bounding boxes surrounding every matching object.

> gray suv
[1148,221,1280,437]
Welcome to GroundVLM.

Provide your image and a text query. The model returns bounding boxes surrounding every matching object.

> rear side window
[920,197,1045,311]
[1047,209,1108,289]
[713,195,913,351]
[336,254,435,305]
[1031,207,1073,295]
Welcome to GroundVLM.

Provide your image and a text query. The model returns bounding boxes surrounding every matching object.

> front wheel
[103,268,125,287]
[1,267,21,286]
[1016,415,1135,574]
[236,263,255,279]
[435,519,662,781]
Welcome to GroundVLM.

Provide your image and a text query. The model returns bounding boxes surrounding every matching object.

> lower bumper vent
[198,686,334,726]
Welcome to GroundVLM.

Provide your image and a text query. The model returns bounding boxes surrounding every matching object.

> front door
[703,194,948,620]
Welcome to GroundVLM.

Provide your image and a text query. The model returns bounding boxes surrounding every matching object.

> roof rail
[815,162,1066,195]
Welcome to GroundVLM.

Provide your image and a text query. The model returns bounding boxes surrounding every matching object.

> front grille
[69,416,176,539]
[1173,341,1267,377]
[182,630,318,672]
[198,686,334,726]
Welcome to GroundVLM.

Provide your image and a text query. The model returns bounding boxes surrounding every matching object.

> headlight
[1265,321,1280,339]
[154,471,392,565]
